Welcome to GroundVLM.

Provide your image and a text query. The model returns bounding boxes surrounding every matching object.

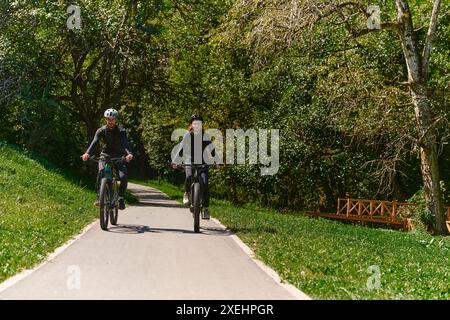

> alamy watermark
[366,265,381,290]
[66,5,82,30]
[171,125,279,176]
[66,265,81,290]
[367,5,381,30]
[63,4,381,34]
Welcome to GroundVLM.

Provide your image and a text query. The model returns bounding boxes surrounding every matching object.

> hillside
[0,142,97,282]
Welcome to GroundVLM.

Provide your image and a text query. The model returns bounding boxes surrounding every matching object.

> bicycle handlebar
[169,162,220,170]
[177,163,214,167]
[82,154,125,163]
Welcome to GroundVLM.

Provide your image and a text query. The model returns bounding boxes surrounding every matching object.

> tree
[0,0,164,140]
[392,0,446,234]
[217,0,449,235]
[337,0,448,235]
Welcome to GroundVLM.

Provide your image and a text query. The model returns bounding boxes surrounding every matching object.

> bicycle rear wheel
[192,182,201,233]
[99,178,111,230]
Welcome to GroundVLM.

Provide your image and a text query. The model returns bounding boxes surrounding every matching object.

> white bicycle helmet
[104,108,119,118]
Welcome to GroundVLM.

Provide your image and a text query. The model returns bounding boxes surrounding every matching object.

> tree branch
[350,23,401,38]
[422,0,441,80]
[85,53,105,79]
[416,112,449,147]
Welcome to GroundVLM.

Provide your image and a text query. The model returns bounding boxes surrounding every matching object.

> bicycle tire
[193,182,201,233]
[99,178,110,230]
[110,181,119,225]
[110,206,118,225]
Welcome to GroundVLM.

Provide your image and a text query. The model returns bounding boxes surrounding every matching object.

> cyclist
[81,108,134,210]
[172,114,214,220]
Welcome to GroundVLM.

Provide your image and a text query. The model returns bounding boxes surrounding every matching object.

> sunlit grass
[0,142,98,282]
[137,178,450,300]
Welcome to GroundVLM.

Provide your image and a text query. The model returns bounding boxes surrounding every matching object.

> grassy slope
[0,143,98,282]
[135,179,450,300]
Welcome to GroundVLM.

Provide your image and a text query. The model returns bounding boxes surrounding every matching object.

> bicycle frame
[178,163,212,206]
[87,153,125,230]
[92,153,123,208]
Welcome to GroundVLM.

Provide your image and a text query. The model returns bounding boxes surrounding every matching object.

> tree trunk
[395,0,447,235]
[410,83,446,234]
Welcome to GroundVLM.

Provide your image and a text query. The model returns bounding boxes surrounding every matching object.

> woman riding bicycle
[172,114,215,220]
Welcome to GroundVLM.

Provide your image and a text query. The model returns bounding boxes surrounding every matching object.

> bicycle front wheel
[192,182,201,233]
[110,180,119,225]
[99,178,111,230]
[110,206,118,225]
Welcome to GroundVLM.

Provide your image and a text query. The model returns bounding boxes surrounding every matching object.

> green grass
[0,141,139,283]
[0,142,98,282]
[136,178,450,300]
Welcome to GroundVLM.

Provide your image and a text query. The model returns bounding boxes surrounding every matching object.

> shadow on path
[107,224,233,236]
[132,202,183,209]
[128,187,183,208]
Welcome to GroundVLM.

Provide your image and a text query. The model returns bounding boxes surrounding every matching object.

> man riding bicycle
[81,108,133,210]
[172,114,215,220]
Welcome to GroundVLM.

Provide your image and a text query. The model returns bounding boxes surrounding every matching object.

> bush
[407,189,435,233]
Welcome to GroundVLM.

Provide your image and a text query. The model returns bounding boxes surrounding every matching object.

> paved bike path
[0,183,309,300]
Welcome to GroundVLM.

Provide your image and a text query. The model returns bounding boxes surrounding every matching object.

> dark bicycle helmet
[189,114,203,124]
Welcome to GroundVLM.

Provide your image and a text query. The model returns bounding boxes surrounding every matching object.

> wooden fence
[308,198,450,231]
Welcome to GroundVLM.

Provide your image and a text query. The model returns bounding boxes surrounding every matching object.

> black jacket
[173,131,215,164]
[86,125,133,158]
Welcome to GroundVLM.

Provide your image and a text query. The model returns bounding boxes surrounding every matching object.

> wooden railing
[336,198,416,222]
[308,198,450,231]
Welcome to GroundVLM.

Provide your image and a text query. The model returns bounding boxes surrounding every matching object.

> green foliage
[1,0,449,228]
[407,189,434,233]
[408,181,450,233]
[0,0,168,174]
[139,0,449,215]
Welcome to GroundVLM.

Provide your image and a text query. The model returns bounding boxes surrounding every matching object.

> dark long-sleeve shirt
[173,131,215,165]
[86,125,133,158]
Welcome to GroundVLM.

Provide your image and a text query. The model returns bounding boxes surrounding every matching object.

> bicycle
[88,152,124,230]
[173,163,213,233]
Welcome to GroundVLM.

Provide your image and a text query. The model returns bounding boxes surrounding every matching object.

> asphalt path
[0,183,309,300]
